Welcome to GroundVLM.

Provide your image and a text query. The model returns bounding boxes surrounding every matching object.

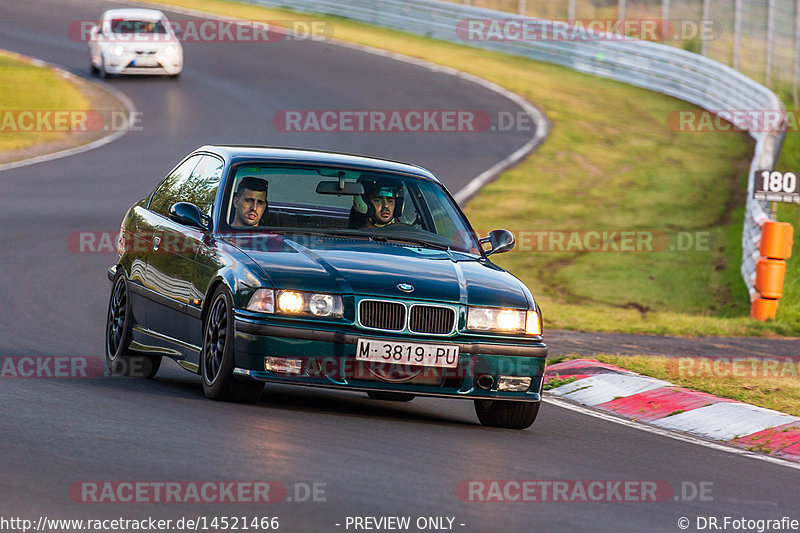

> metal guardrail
[445,0,800,105]
[246,0,786,298]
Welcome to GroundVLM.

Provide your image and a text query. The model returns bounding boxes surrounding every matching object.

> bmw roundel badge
[397,283,414,293]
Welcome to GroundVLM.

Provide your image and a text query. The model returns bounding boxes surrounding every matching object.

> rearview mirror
[316,180,364,195]
[480,229,515,256]
[169,202,210,230]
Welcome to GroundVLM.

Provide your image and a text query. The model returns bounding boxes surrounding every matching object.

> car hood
[224,234,531,308]
[99,37,179,50]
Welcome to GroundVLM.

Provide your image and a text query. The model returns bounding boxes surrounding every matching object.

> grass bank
[773,122,800,328]
[0,51,90,153]
[141,0,795,336]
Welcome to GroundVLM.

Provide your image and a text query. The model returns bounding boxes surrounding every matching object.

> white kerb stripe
[548,374,672,406]
[651,402,800,441]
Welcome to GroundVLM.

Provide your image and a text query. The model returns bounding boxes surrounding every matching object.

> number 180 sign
[754,170,800,204]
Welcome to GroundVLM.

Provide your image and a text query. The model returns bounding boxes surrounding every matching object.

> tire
[201,286,263,403]
[90,60,99,75]
[105,274,162,378]
[100,59,110,79]
[474,400,540,429]
[366,391,415,402]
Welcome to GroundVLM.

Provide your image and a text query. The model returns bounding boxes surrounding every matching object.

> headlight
[525,309,542,336]
[309,294,337,316]
[162,44,179,56]
[466,307,533,334]
[109,44,125,56]
[246,289,274,313]
[277,291,304,313]
[276,290,343,318]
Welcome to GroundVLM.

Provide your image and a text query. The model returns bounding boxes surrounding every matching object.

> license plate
[356,339,459,368]
[133,57,157,67]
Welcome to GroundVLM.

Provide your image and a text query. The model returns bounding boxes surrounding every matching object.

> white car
[88,8,183,78]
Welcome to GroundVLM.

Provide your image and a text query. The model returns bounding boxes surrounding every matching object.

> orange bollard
[751,297,778,320]
[760,221,794,259]
[754,258,787,299]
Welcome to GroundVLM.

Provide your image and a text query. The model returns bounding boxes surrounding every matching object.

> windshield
[220,164,481,254]
[110,19,168,34]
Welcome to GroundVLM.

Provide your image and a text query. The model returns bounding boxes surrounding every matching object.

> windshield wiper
[370,235,450,251]
[254,228,450,250]
[272,229,374,241]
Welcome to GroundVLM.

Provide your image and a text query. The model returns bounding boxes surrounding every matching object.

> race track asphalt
[1,2,799,532]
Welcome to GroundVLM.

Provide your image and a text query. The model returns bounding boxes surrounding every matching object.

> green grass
[135,0,795,336]
[542,374,577,390]
[557,354,800,417]
[0,51,90,151]
[774,128,800,326]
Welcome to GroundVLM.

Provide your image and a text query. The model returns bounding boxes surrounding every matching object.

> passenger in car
[231,176,268,227]
[351,178,403,228]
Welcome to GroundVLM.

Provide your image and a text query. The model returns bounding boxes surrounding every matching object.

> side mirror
[169,202,210,230]
[480,229,515,256]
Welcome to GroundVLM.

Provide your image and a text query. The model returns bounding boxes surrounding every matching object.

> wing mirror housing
[480,229,515,256]
[169,202,210,230]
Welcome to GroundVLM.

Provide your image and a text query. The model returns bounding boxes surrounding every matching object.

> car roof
[101,8,167,21]
[198,145,441,183]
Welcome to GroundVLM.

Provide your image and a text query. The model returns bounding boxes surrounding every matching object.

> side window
[149,155,203,217]
[182,155,224,216]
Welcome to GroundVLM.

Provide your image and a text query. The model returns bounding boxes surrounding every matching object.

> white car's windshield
[110,19,167,34]
[221,164,481,254]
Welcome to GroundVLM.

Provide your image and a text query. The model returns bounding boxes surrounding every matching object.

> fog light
[265,357,303,374]
[497,375,532,392]
[309,293,335,316]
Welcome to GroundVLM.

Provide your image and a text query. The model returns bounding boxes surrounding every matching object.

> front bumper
[104,52,182,75]
[234,317,547,402]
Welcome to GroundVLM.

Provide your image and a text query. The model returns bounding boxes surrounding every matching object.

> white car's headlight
[162,44,180,57]
[467,307,540,335]
[109,44,125,56]
[275,290,343,318]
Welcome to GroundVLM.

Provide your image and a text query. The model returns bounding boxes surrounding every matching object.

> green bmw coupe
[106,146,547,429]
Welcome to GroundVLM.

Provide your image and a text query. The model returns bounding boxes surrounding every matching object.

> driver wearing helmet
[352,177,403,228]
